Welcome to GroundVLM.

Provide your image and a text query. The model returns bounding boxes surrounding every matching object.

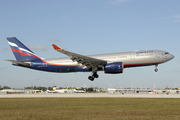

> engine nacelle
[104,62,123,74]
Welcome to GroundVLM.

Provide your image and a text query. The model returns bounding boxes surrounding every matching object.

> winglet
[52,44,62,50]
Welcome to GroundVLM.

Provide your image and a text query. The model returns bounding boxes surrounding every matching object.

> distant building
[52,87,85,93]
[107,88,180,94]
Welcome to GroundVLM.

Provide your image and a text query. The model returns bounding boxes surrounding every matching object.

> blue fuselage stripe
[28,62,158,73]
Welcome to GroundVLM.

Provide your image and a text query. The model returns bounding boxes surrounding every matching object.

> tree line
[0,85,96,92]
[0,85,11,90]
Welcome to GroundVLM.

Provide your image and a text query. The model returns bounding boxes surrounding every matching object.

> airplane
[6,37,174,81]
[46,89,58,94]
[74,89,85,93]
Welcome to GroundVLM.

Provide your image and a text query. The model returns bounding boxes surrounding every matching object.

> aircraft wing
[52,44,107,69]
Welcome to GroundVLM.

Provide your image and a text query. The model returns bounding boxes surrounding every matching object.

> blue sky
[1,0,180,89]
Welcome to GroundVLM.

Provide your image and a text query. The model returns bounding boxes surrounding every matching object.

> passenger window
[165,52,169,54]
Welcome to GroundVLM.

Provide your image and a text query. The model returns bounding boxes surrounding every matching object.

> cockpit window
[165,52,169,54]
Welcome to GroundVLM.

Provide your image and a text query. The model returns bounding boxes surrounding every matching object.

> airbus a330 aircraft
[6,37,174,81]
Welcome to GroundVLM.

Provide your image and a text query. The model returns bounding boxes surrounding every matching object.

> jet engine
[104,62,123,74]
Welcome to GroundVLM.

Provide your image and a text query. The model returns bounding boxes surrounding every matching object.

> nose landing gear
[154,65,158,72]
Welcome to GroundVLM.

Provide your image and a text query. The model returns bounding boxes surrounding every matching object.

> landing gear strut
[154,65,158,72]
[88,72,99,81]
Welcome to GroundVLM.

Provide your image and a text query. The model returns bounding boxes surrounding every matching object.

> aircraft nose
[170,54,174,60]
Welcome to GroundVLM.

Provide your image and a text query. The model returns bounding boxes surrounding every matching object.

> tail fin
[7,37,41,62]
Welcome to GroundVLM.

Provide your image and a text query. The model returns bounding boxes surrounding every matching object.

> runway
[0,93,180,98]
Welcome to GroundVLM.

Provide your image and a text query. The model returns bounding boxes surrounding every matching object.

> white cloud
[174,15,180,18]
[176,20,180,23]
[27,45,50,50]
[3,47,9,51]
[174,15,180,23]
[35,78,40,81]
[171,68,180,73]
[49,39,61,42]
[177,58,180,62]
[115,0,127,2]
[150,14,180,23]
[110,0,131,5]
[59,15,67,21]
[0,67,7,70]
[46,77,53,80]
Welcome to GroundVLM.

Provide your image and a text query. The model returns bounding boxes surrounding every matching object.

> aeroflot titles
[136,51,154,54]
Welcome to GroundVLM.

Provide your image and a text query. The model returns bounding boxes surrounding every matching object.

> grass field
[0,98,180,120]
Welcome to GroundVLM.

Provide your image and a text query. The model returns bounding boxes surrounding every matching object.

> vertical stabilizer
[7,37,41,62]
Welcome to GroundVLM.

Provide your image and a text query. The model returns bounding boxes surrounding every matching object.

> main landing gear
[154,65,158,72]
[88,72,99,81]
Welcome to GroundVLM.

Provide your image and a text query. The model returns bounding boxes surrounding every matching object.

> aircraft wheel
[92,72,99,78]
[155,68,158,72]
[88,76,94,81]
[93,74,99,78]
[95,74,99,78]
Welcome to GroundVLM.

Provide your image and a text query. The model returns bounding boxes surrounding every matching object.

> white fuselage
[44,50,174,69]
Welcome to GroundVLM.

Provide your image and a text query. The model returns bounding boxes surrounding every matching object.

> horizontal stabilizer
[5,60,30,67]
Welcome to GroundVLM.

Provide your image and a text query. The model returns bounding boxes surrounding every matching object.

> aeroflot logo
[136,51,154,54]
